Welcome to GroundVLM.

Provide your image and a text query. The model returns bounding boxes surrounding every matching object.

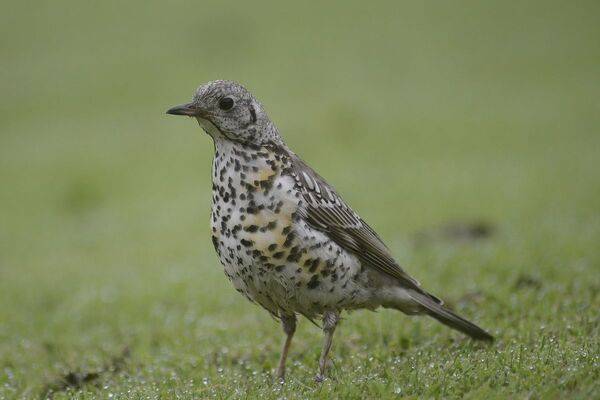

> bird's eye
[218,97,235,111]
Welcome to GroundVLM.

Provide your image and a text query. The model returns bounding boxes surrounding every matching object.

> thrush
[167,80,493,382]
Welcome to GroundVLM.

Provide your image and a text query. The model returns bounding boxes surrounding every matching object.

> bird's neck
[211,138,293,187]
[213,137,265,161]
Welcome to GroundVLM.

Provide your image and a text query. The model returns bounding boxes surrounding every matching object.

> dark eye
[218,97,234,111]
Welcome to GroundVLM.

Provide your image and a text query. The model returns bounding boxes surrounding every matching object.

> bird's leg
[276,314,297,380]
[314,310,339,383]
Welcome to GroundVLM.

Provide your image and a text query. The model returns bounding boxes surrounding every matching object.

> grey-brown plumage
[167,80,493,382]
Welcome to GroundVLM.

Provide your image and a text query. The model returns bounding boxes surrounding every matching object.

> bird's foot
[276,367,286,383]
[313,372,324,383]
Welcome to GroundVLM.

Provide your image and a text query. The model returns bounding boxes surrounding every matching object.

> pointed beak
[166,102,200,116]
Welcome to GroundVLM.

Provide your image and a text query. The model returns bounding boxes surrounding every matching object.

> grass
[1,0,599,398]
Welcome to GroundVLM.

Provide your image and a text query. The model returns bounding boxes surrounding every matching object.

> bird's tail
[409,290,494,341]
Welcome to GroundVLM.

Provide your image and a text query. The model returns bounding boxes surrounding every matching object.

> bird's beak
[166,102,201,117]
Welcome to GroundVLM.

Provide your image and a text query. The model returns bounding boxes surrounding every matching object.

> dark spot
[416,221,496,244]
[41,348,129,398]
[283,232,296,247]
[244,225,259,233]
[265,220,277,230]
[287,252,302,263]
[240,239,254,247]
[245,183,257,193]
[309,258,320,273]
[307,275,320,289]
[260,179,274,191]
[513,274,542,290]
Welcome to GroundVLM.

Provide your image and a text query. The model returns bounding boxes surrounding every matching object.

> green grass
[1,0,599,398]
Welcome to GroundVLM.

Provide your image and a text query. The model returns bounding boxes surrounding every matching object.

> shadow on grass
[40,347,129,399]
[414,220,496,245]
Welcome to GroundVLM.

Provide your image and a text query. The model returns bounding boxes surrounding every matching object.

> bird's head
[167,80,280,146]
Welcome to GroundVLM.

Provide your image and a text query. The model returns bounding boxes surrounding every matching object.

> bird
[166,80,493,382]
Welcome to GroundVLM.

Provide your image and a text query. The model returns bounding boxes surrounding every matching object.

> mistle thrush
[167,80,493,382]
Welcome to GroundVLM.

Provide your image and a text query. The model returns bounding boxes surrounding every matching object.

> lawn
[1,1,599,398]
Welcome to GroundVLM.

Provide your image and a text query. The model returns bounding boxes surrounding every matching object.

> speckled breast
[209,140,369,317]
[209,140,300,311]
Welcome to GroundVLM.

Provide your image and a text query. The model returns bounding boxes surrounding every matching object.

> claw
[314,373,324,383]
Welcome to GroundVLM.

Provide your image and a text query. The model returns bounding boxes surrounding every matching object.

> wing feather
[289,156,429,293]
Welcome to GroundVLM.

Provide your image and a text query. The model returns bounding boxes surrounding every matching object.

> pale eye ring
[218,97,234,111]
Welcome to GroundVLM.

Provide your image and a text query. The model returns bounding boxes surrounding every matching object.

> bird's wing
[289,156,432,294]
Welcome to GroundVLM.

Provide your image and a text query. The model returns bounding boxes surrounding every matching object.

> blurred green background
[1,1,599,398]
